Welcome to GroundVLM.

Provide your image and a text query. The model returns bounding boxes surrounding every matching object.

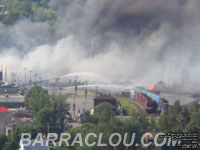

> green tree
[25,87,69,133]
[180,108,190,129]
[94,103,115,124]
[2,1,33,24]
[25,86,50,117]
[186,111,200,134]
[62,102,150,150]
[36,107,55,128]
[1,0,57,25]
[50,94,70,129]
[3,140,18,150]
[12,125,42,143]
[0,134,7,150]
[32,93,70,133]
[159,100,184,132]
[83,111,98,124]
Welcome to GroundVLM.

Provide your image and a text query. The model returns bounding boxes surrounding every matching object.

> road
[67,95,95,117]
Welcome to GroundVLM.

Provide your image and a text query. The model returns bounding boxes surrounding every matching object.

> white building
[19,140,50,150]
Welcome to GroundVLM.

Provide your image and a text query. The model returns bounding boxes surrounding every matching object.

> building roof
[0,112,12,121]
[20,140,50,150]
[0,107,9,112]
[14,111,32,119]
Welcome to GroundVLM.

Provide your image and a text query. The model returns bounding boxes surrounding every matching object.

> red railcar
[135,91,154,113]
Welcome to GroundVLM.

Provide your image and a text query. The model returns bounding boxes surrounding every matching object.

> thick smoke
[0,0,200,89]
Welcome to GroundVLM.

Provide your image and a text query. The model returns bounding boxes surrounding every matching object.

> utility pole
[39,77,42,87]
[17,76,19,87]
[24,68,27,88]
[29,70,32,88]
[47,123,50,134]
[46,80,49,88]
[85,81,88,103]
[75,76,78,96]
[5,66,7,83]
[52,83,55,93]
[1,65,3,81]
[11,117,15,140]
[34,74,37,86]
[11,72,13,84]
[73,94,76,119]
[83,102,86,113]
[95,86,98,97]
[13,73,16,85]
[73,76,78,120]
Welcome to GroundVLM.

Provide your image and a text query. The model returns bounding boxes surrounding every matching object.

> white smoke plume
[0,0,200,90]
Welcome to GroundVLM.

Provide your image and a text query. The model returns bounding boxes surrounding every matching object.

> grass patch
[116,97,135,115]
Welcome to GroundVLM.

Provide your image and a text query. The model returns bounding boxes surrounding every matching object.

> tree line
[0,0,57,25]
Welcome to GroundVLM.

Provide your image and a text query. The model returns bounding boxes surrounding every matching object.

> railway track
[126,98,145,113]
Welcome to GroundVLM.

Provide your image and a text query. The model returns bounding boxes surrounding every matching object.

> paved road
[67,95,95,117]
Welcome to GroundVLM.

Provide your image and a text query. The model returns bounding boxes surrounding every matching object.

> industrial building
[94,95,117,108]
[0,94,24,108]
[0,65,25,108]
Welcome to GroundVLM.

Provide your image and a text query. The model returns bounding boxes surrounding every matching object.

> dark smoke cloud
[0,20,55,54]
[52,0,192,40]
[0,0,200,90]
